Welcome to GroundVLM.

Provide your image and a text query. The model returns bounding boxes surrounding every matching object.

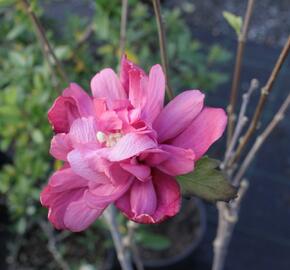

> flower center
[96,131,123,147]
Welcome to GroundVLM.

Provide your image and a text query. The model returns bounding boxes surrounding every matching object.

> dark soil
[140,198,204,262]
[11,224,111,270]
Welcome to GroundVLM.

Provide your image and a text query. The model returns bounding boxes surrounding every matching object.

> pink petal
[139,148,169,166]
[93,98,107,118]
[43,168,88,195]
[120,55,147,92]
[40,168,88,231]
[150,170,181,223]
[67,145,109,183]
[91,68,127,108]
[110,99,131,111]
[121,163,151,181]
[156,144,195,176]
[142,65,165,123]
[115,170,181,224]
[63,83,94,116]
[130,179,157,219]
[85,177,133,208]
[69,117,98,146]
[48,83,93,133]
[153,90,205,142]
[128,68,147,108]
[106,163,132,186]
[171,107,227,160]
[108,133,156,161]
[50,133,72,161]
[46,189,85,230]
[64,198,105,232]
[98,111,123,131]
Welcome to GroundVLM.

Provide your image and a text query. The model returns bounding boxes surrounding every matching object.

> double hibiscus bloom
[41,56,227,232]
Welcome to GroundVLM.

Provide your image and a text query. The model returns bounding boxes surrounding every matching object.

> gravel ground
[166,0,290,47]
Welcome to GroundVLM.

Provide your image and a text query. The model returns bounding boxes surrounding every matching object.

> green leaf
[223,11,243,37]
[136,231,171,251]
[6,24,26,41]
[177,157,237,202]
[0,0,15,7]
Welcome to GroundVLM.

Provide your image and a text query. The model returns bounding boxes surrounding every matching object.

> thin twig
[152,0,174,100]
[39,221,70,270]
[21,0,69,84]
[229,36,290,164]
[120,0,128,59]
[222,79,259,170]
[103,206,133,270]
[125,221,144,270]
[232,92,290,186]
[76,22,94,49]
[227,0,255,144]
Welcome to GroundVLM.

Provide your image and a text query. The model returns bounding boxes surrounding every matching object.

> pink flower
[41,56,227,231]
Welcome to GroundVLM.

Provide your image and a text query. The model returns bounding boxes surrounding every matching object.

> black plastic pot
[141,198,207,270]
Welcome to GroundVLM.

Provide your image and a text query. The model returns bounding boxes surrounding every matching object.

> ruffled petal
[48,83,94,133]
[91,68,127,107]
[120,55,147,93]
[98,111,123,131]
[155,144,195,176]
[46,189,85,230]
[153,90,204,142]
[150,170,181,223]
[130,179,157,219]
[108,133,156,161]
[50,133,72,161]
[85,177,133,207]
[40,167,89,230]
[116,170,181,224]
[121,163,151,182]
[138,148,169,166]
[41,168,88,196]
[69,117,98,146]
[62,83,94,116]
[171,107,227,160]
[67,145,109,183]
[142,65,165,123]
[128,68,148,109]
[64,198,105,232]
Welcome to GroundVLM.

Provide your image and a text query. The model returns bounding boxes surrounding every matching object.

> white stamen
[106,133,123,147]
[97,131,123,147]
[96,131,106,143]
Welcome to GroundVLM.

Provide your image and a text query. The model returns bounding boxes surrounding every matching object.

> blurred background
[0,0,289,269]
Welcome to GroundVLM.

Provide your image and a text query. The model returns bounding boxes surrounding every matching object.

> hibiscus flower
[41,56,227,232]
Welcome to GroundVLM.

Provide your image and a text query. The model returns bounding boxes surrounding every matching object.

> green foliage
[136,230,171,251]
[223,11,243,37]
[177,157,237,202]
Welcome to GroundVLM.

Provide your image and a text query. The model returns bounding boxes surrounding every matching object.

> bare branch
[222,79,259,170]
[103,206,133,270]
[227,0,255,143]
[125,221,144,270]
[39,221,70,270]
[230,36,290,164]
[21,0,69,84]
[76,22,94,49]
[152,0,174,100]
[232,92,290,186]
[212,180,249,270]
[120,0,129,59]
